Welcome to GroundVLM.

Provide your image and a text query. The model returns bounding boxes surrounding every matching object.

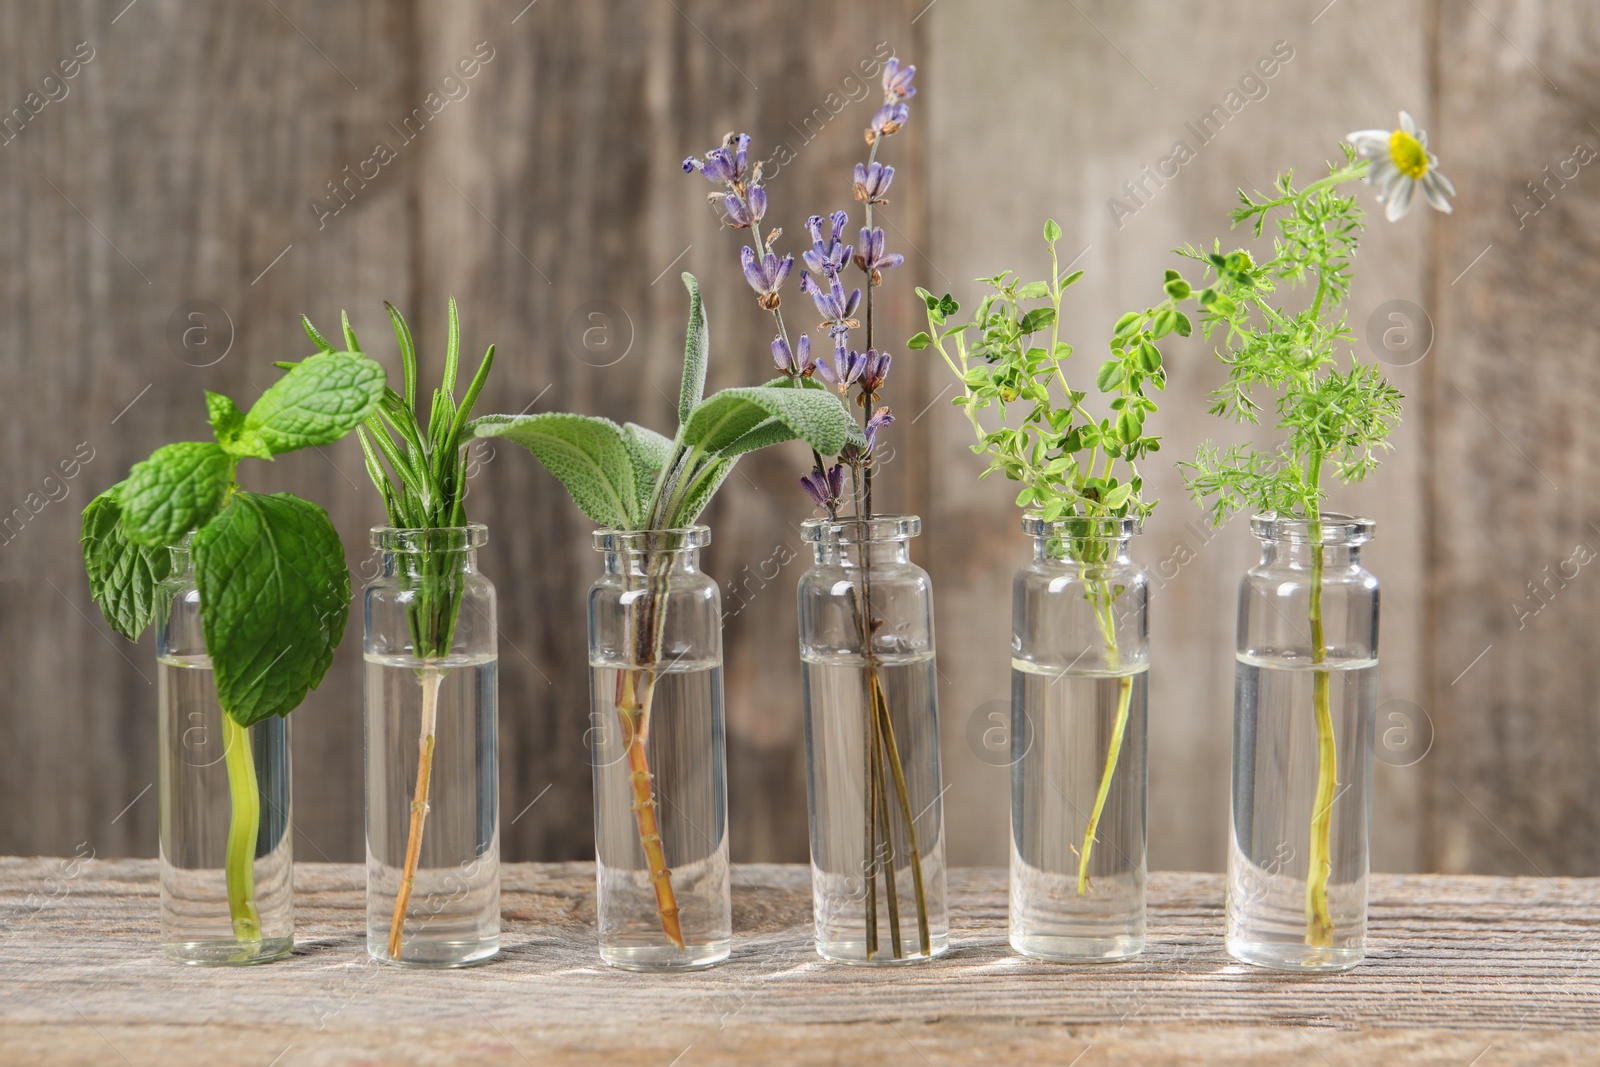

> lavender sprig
[680,58,915,519]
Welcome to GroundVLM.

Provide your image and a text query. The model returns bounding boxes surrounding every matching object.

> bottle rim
[800,514,920,545]
[1021,513,1141,540]
[1250,511,1374,545]
[371,524,490,552]
[592,526,711,553]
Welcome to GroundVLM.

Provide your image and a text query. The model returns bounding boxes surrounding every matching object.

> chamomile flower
[1346,111,1454,221]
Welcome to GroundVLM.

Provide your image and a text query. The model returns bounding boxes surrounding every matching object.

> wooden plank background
[0,0,1594,878]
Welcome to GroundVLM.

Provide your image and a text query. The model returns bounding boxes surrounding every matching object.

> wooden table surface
[1,859,1596,1066]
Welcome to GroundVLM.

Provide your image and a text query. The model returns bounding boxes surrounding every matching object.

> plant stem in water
[616,664,685,950]
[388,664,443,960]
[1305,515,1337,948]
[1077,579,1133,895]
[870,666,930,956]
[221,712,262,942]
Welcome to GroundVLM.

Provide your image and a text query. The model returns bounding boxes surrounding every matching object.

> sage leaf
[678,273,709,427]
[81,484,172,640]
[193,491,350,727]
[622,422,674,518]
[669,457,737,527]
[683,386,851,457]
[472,412,639,528]
[243,351,385,454]
[119,442,233,548]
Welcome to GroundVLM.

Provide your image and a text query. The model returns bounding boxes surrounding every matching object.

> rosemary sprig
[304,299,495,961]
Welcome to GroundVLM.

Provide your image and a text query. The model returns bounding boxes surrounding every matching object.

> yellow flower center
[1389,129,1429,180]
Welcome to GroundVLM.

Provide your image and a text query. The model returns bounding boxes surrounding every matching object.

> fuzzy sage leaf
[472,413,640,528]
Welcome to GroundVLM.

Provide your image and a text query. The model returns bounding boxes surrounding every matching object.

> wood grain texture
[923,0,1430,872]
[1,860,1597,1065]
[1,0,1597,884]
[1425,0,1600,875]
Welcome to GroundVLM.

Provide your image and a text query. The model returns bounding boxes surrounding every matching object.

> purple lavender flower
[741,244,793,311]
[722,185,767,229]
[882,58,917,100]
[860,349,892,392]
[802,212,853,277]
[864,407,895,450]
[772,333,817,377]
[800,463,846,510]
[867,103,909,144]
[815,345,866,392]
[802,269,862,335]
[854,226,904,284]
[683,133,752,185]
[853,162,895,205]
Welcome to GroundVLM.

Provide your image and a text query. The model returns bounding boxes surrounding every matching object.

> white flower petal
[1421,173,1454,213]
[1385,176,1415,221]
[1369,158,1400,192]
[1399,110,1416,134]
[1347,130,1389,152]
[1429,168,1456,196]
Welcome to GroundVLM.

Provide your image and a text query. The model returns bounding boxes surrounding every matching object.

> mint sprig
[81,349,385,720]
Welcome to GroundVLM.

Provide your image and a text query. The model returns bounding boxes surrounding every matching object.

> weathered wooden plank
[0,1,413,863]
[413,0,932,864]
[923,0,1431,872]
[0,861,1596,1065]
[1426,0,1600,874]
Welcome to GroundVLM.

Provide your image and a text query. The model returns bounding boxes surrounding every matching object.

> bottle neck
[605,547,702,579]
[812,540,911,568]
[1259,540,1363,570]
[1033,534,1134,567]
[386,548,479,580]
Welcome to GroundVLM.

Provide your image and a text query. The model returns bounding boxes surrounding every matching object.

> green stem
[1076,576,1132,895]
[1305,507,1336,948]
[221,712,262,943]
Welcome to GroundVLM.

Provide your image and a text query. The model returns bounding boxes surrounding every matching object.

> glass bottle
[156,536,293,965]
[1010,515,1148,962]
[587,527,730,971]
[1228,512,1378,971]
[364,525,499,967]
[798,516,949,965]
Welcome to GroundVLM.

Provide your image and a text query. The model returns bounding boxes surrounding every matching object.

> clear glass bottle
[364,525,499,967]
[798,516,949,965]
[588,527,730,971]
[1010,515,1148,962]
[1228,512,1378,971]
[157,536,293,965]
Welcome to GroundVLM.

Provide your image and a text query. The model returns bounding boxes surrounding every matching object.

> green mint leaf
[243,351,385,454]
[207,391,273,460]
[678,273,709,428]
[622,422,674,519]
[206,392,245,439]
[192,491,350,726]
[81,483,173,640]
[119,442,233,547]
[683,386,852,457]
[472,412,639,528]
